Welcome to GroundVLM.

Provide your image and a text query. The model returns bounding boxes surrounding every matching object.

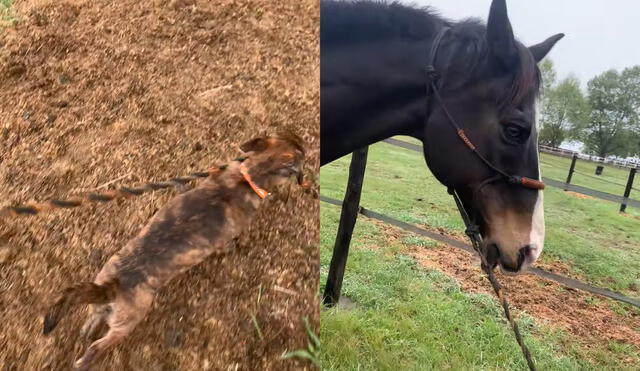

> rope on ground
[0,164,230,220]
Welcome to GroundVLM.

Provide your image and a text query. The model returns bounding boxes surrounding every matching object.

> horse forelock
[449,21,541,110]
[504,43,541,109]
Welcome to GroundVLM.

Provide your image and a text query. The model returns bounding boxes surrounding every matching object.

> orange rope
[239,163,270,199]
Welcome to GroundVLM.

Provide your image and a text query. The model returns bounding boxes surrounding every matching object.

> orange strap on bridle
[457,129,476,150]
[456,129,546,191]
[520,177,545,190]
[239,163,269,199]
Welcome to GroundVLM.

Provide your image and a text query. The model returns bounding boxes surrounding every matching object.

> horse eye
[502,123,528,144]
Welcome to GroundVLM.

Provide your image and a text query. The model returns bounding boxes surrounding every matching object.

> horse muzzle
[484,242,539,274]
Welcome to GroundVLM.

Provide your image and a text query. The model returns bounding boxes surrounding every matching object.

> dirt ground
[378,223,640,356]
[566,191,594,200]
[0,0,319,370]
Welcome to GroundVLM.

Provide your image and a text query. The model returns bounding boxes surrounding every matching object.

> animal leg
[73,326,130,371]
[74,289,153,370]
[80,304,111,341]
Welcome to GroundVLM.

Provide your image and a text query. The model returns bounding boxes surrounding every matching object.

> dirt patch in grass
[566,191,594,200]
[370,220,639,352]
[404,243,640,351]
[377,218,605,284]
[0,0,318,370]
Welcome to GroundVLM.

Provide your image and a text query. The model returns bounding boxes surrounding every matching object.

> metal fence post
[620,168,637,213]
[323,146,369,306]
[564,153,578,191]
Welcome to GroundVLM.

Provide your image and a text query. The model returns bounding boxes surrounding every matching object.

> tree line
[538,60,640,159]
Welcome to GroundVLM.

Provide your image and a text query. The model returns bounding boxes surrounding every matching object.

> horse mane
[321,1,445,45]
[320,0,540,108]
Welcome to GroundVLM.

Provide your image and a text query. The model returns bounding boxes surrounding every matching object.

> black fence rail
[382,138,640,211]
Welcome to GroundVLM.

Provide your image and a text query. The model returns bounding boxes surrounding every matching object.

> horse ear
[528,33,564,63]
[239,137,269,153]
[487,0,518,69]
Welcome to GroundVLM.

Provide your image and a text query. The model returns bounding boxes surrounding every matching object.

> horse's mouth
[483,242,532,275]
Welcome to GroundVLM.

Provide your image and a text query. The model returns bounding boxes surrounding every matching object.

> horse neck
[321,33,446,165]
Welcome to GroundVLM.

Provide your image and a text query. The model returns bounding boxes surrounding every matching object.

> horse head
[422,0,563,273]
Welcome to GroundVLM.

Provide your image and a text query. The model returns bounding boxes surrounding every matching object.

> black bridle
[425,27,545,194]
[425,27,538,371]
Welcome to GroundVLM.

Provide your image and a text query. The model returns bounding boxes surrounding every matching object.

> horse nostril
[485,243,500,269]
[517,245,532,271]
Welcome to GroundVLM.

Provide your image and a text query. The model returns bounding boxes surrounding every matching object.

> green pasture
[320,205,639,370]
[320,137,640,369]
[539,152,637,199]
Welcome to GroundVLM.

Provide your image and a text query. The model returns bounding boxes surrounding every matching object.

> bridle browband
[425,27,538,371]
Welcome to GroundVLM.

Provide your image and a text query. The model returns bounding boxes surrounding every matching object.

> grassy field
[320,206,639,369]
[539,152,637,199]
[320,137,640,369]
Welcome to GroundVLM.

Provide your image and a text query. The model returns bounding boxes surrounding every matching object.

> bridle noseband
[424,27,545,194]
[425,27,539,371]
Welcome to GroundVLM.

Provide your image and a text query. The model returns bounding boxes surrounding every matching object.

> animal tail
[43,280,118,335]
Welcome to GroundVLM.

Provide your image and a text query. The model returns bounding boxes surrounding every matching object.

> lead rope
[448,188,536,371]
[0,158,248,219]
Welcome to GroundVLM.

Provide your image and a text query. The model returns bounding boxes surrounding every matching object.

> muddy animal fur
[42,133,307,370]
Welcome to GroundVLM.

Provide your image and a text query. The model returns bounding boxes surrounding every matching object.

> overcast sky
[411,0,640,89]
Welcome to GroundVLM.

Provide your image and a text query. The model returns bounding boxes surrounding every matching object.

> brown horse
[321,0,563,300]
